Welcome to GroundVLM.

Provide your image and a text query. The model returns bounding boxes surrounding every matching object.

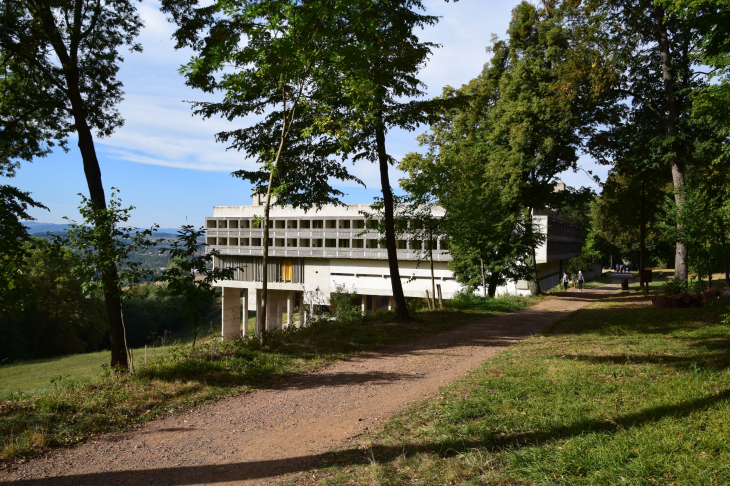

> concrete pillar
[388,296,394,311]
[371,295,377,313]
[255,288,262,334]
[242,289,249,335]
[222,287,241,340]
[361,295,367,314]
[287,291,294,328]
[267,290,277,331]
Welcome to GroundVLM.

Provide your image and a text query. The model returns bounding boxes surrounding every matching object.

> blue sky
[12,0,606,229]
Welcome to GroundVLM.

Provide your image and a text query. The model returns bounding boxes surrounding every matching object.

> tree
[159,225,235,347]
[576,0,725,283]
[162,0,360,340]
[315,0,449,319]
[0,0,144,368]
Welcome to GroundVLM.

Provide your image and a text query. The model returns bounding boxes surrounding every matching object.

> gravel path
[1,285,616,486]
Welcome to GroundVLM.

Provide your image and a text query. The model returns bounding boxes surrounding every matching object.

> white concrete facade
[208,203,583,338]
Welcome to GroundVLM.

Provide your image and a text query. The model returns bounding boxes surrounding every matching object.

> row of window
[547,240,582,254]
[548,220,582,238]
[207,237,446,250]
[206,218,431,230]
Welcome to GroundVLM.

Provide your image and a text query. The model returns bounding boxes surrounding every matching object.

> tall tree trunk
[721,230,729,285]
[526,207,542,295]
[375,123,409,320]
[655,6,688,282]
[479,251,487,298]
[640,183,646,290]
[37,2,129,369]
[487,271,499,298]
[429,232,436,309]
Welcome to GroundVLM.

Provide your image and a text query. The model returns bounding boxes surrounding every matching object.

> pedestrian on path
[563,272,569,291]
[578,271,584,291]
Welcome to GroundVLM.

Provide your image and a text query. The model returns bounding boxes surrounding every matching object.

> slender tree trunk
[721,230,729,285]
[640,183,646,290]
[36,2,129,368]
[375,123,409,320]
[429,241,436,309]
[655,7,688,282]
[526,208,542,295]
[479,250,487,298]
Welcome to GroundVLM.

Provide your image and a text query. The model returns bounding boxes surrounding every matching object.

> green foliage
[158,225,234,347]
[0,238,108,361]
[662,279,689,296]
[328,284,363,325]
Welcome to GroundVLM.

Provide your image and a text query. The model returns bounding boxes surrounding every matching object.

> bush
[329,284,363,324]
[663,279,689,295]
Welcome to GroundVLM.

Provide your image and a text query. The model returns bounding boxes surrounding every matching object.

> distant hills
[22,222,185,236]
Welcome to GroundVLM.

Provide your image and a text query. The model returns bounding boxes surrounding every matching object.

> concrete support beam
[222,287,241,340]
[361,295,367,314]
[388,296,394,311]
[287,291,294,328]
[242,289,249,335]
[255,288,262,334]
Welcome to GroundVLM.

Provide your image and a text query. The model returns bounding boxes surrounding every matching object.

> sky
[11,0,607,229]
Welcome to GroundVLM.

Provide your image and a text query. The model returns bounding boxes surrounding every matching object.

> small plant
[329,283,363,324]
[663,279,689,295]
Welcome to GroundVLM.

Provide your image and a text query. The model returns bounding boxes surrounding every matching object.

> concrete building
[208,198,583,338]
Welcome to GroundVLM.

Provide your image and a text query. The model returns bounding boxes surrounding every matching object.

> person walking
[578,271,584,291]
[563,272,569,291]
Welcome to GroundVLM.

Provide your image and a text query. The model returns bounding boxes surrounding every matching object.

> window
[206,220,217,229]
[240,219,250,229]
[229,220,239,229]
[299,238,310,247]
[440,239,449,250]
[275,220,285,229]
[352,239,363,248]
[411,219,422,229]
[425,239,436,250]
[287,238,297,247]
[230,237,239,246]
[312,220,324,229]
[397,240,407,250]
[325,220,336,229]
[252,238,262,246]
[287,220,297,229]
[339,220,351,229]
[338,239,350,248]
[206,237,216,245]
[282,259,293,282]
[219,237,228,246]
[217,220,227,229]
[300,220,311,229]
[326,238,337,248]
[312,239,323,247]
[366,239,378,249]
[409,240,421,250]
[353,220,365,229]
[240,238,250,246]
[275,238,285,247]
[367,220,379,229]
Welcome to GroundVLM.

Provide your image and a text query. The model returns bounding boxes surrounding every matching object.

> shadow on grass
[8,388,730,486]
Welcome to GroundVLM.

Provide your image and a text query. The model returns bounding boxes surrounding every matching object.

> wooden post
[437,284,443,308]
[425,290,432,310]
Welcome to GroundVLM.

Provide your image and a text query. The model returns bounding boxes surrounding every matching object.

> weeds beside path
[0,286,614,484]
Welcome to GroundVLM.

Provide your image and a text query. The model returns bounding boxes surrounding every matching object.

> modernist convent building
[208,192,584,338]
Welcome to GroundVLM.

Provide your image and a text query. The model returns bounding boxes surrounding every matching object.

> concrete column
[267,290,277,331]
[361,295,367,314]
[222,287,241,340]
[388,296,394,311]
[242,289,249,335]
[255,288,262,334]
[371,295,377,313]
[287,291,294,328]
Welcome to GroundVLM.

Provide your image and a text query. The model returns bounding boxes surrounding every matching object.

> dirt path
[1,285,617,485]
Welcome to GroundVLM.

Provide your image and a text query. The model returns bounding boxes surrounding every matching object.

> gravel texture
[0,285,616,485]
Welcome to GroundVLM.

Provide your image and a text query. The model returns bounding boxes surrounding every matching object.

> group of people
[562,271,585,291]
[615,263,632,273]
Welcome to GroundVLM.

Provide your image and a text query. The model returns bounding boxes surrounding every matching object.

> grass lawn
[0,294,541,464]
[295,288,730,485]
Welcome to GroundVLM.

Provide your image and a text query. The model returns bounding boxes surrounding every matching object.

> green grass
[0,294,540,464]
[296,289,730,486]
